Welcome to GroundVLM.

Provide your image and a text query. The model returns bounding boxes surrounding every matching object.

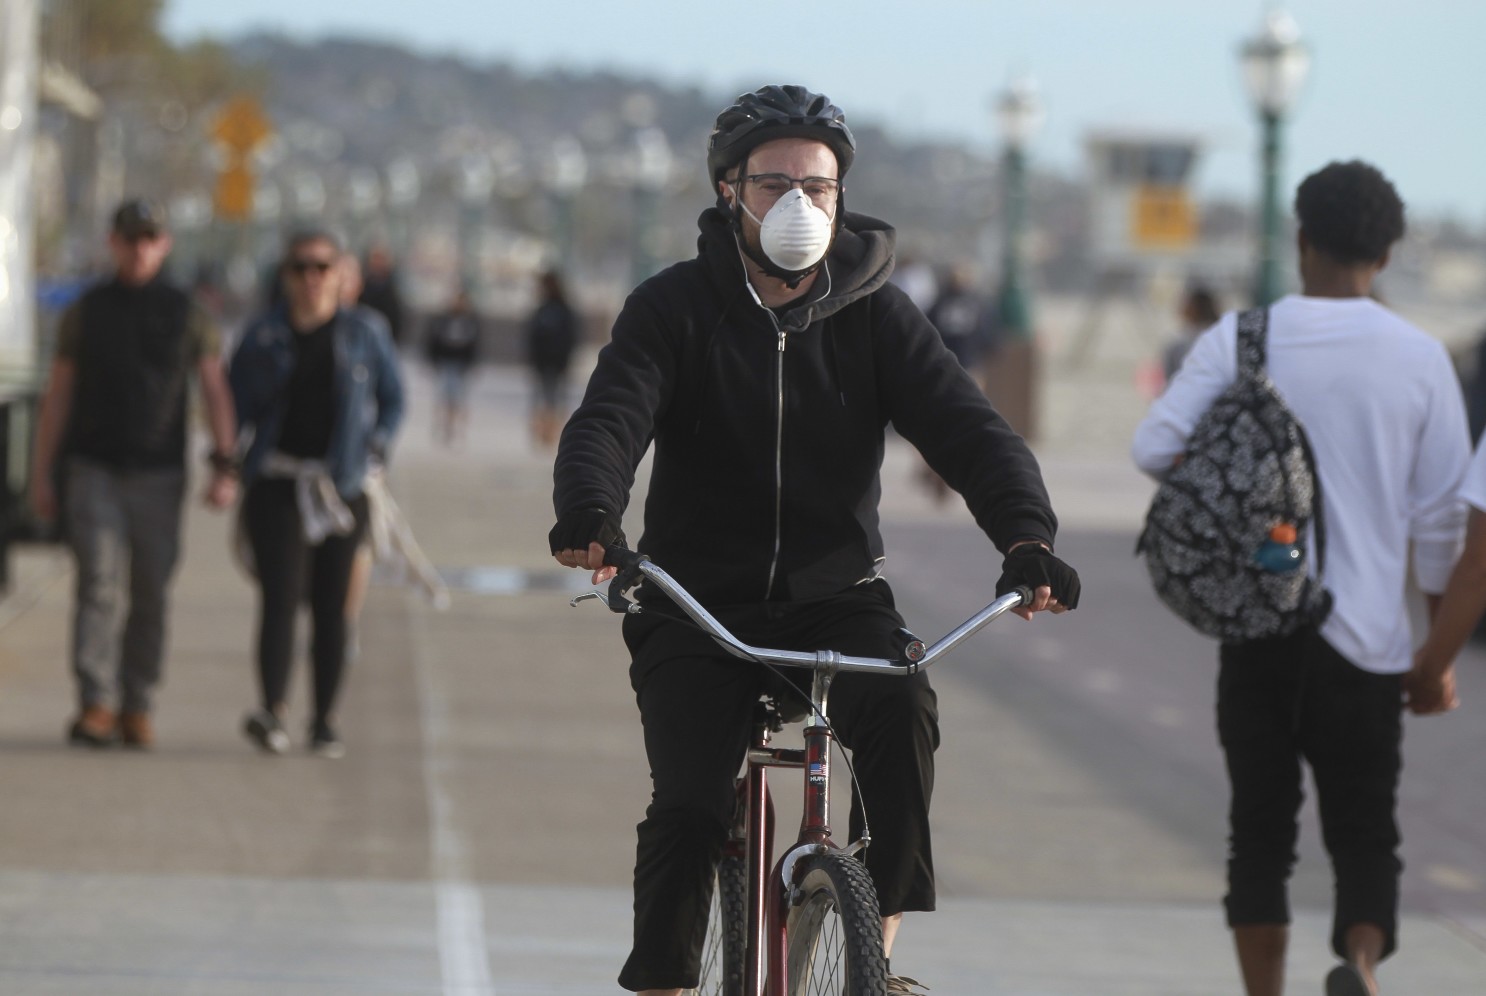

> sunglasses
[287,259,335,276]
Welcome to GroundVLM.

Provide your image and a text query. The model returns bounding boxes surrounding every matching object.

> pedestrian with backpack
[1132,160,1470,996]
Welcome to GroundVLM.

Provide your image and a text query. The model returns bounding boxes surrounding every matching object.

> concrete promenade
[0,343,1484,994]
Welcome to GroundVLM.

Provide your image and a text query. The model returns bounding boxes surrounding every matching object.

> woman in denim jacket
[229,229,405,758]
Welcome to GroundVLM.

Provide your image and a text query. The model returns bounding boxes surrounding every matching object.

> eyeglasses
[738,173,840,208]
[287,259,335,277]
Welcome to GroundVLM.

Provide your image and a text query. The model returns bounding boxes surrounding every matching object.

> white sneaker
[243,709,290,755]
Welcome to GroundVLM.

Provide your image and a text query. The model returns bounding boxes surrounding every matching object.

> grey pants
[65,458,186,714]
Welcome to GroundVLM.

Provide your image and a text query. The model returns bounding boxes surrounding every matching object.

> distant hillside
[226,34,1090,289]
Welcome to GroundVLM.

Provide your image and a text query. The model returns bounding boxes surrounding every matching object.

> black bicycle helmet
[707,85,856,186]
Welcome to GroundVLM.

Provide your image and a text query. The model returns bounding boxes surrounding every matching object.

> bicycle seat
[757,692,811,728]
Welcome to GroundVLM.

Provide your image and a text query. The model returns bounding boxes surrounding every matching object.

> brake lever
[569,547,649,614]
[569,583,644,614]
[604,571,644,613]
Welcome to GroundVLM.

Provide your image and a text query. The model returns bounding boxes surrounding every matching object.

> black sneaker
[243,709,290,755]
[68,705,117,748]
[309,721,345,759]
[1324,963,1369,996]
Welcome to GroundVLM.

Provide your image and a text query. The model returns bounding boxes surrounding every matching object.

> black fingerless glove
[548,507,626,556]
[996,544,1081,609]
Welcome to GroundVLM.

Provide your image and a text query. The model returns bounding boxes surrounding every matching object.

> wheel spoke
[803,900,847,993]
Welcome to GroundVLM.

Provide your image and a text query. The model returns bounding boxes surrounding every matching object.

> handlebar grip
[1013,584,1035,605]
[603,544,648,572]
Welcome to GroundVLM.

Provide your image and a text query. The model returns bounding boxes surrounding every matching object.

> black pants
[1218,628,1403,960]
[616,580,940,992]
[242,480,369,726]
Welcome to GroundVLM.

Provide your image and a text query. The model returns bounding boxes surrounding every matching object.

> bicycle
[572,545,1031,996]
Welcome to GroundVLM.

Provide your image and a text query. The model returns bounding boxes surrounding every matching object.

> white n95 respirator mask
[757,188,835,271]
[737,187,836,274]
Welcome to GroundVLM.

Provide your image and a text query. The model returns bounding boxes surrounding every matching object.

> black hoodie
[553,206,1056,606]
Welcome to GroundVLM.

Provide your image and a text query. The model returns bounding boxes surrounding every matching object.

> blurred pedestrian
[524,269,578,449]
[1161,282,1221,384]
[358,244,407,347]
[337,250,376,644]
[1133,161,1469,996]
[423,287,482,446]
[1464,323,1486,444]
[926,264,993,379]
[28,198,239,750]
[338,251,363,307]
[889,251,938,312]
[917,264,993,502]
[228,228,404,758]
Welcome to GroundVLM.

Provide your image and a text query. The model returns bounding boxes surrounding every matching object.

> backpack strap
[1237,305,1330,581]
[1235,306,1268,381]
[1295,420,1328,580]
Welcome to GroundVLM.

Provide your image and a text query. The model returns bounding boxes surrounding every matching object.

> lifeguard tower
[1066,130,1204,366]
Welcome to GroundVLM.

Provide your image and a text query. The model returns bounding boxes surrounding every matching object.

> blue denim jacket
[229,305,405,498]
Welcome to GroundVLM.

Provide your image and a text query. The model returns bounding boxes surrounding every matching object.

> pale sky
[163,0,1486,225]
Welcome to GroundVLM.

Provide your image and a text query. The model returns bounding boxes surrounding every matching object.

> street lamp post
[988,77,1043,440]
[996,77,1041,344]
[453,154,494,292]
[1240,9,1310,306]
[629,126,671,286]
[383,157,420,262]
[545,135,587,274]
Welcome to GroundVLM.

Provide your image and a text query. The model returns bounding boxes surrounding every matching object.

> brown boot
[68,705,117,748]
[118,711,155,750]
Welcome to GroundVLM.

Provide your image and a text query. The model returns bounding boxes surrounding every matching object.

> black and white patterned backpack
[1137,307,1332,642]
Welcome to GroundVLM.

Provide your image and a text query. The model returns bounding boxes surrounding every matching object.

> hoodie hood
[695,206,896,328]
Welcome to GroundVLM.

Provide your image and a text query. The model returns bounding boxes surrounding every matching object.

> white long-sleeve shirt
[1132,294,1470,674]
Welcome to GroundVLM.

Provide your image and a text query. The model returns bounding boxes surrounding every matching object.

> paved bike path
[0,363,1483,993]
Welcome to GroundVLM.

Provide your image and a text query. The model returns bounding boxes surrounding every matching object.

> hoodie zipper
[735,249,830,602]
[765,322,787,599]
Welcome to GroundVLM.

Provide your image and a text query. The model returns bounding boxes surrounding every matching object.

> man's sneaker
[118,711,154,749]
[309,721,345,759]
[886,974,929,995]
[67,705,116,748]
[243,709,290,754]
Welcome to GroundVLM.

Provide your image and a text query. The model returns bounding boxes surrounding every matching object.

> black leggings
[242,480,369,725]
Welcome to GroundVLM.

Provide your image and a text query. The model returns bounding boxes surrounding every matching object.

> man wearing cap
[30,198,239,749]
[550,85,1081,995]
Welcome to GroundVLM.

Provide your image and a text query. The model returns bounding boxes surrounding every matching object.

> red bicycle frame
[736,671,844,996]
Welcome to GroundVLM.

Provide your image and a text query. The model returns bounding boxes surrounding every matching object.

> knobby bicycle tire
[694,853,748,996]
[784,850,888,995]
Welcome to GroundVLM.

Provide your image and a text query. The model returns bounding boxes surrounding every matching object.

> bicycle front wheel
[784,850,888,995]
[695,852,747,996]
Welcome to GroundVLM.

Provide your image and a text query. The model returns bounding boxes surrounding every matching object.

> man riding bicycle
[550,84,1081,995]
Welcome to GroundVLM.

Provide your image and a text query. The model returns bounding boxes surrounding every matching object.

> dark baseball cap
[112,198,167,238]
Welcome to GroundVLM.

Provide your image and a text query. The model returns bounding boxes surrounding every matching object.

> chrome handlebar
[570,547,1030,675]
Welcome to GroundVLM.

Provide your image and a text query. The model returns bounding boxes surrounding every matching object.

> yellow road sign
[211,96,272,154]
[214,164,255,221]
[1131,186,1196,249]
[210,96,271,222]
